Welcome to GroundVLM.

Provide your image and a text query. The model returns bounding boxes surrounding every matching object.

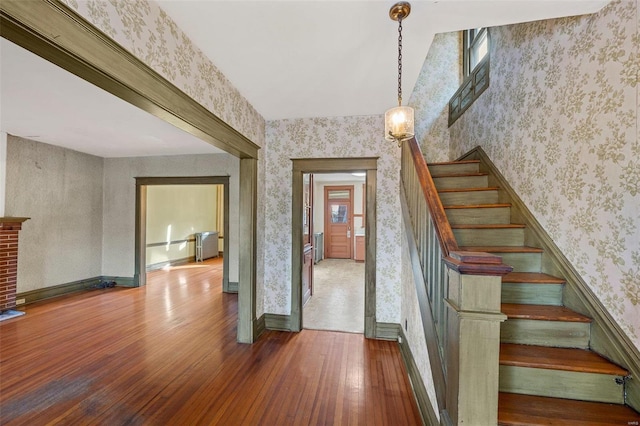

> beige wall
[146,184,219,266]
[5,136,104,292]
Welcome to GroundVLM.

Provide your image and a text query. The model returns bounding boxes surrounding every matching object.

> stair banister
[400,138,511,425]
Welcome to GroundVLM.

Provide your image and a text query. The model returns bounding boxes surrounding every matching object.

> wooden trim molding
[398,326,440,426]
[253,314,266,339]
[375,322,400,341]
[291,158,378,338]
[0,0,259,159]
[264,314,293,331]
[16,275,135,305]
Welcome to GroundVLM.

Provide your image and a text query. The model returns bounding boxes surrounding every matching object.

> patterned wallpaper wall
[409,32,461,163]
[265,117,402,322]
[59,0,267,315]
[449,0,640,346]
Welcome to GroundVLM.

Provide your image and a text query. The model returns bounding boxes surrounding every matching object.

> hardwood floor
[0,259,422,425]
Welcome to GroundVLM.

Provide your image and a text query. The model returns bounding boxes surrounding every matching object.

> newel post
[443,251,511,425]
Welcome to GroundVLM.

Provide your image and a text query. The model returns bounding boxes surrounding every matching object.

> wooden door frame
[323,185,354,259]
[291,158,378,338]
[2,0,259,343]
[135,176,230,290]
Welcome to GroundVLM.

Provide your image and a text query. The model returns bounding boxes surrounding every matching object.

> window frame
[449,28,490,126]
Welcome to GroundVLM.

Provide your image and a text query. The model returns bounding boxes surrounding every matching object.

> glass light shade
[384,105,414,142]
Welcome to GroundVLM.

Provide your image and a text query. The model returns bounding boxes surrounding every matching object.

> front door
[324,186,353,259]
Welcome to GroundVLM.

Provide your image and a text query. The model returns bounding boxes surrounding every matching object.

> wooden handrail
[406,138,458,257]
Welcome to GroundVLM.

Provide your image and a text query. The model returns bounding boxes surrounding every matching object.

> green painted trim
[0,0,259,159]
[264,314,292,331]
[100,276,136,288]
[238,159,258,343]
[225,281,239,293]
[146,256,193,272]
[375,322,400,341]
[460,146,640,410]
[398,327,439,426]
[16,277,102,304]
[16,275,135,305]
[254,314,266,339]
[291,158,378,338]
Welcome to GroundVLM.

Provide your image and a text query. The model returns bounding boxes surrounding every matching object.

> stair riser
[498,253,542,273]
[501,283,563,306]
[501,319,590,348]
[499,366,625,404]
[453,228,525,247]
[438,190,499,206]
[433,175,489,190]
[446,207,511,225]
[428,163,479,175]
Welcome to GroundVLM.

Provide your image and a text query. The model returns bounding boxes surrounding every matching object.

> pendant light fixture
[385,2,414,145]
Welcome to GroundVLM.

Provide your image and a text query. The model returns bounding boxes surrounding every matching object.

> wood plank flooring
[0,259,422,425]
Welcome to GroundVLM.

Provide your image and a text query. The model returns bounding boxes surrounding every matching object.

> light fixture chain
[397,18,403,106]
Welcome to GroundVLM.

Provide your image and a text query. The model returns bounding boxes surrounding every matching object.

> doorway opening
[303,174,366,334]
[291,158,377,338]
[135,177,230,291]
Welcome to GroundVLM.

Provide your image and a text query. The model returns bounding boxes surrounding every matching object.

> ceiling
[0,0,608,158]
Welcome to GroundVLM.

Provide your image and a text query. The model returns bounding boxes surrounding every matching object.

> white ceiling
[0,1,609,158]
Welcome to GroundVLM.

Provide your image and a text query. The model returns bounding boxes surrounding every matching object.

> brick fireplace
[0,217,28,312]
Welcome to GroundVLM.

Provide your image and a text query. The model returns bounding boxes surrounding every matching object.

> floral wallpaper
[58,0,267,315]
[409,32,461,163]
[449,0,640,347]
[265,117,402,322]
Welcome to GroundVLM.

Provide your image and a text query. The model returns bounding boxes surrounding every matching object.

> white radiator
[195,231,219,261]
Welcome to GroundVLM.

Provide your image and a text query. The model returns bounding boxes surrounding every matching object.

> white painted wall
[102,154,239,281]
[5,136,104,292]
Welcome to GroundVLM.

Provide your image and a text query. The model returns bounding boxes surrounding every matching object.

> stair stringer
[457,146,640,412]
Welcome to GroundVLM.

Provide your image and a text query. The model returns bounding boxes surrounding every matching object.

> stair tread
[444,203,511,209]
[460,246,543,253]
[502,304,592,322]
[500,343,628,375]
[438,186,500,193]
[452,224,526,229]
[431,172,488,178]
[498,392,640,425]
[503,272,565,284]
[427,159,480,166]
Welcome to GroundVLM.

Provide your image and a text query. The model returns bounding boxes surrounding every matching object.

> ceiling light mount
[385,2,415,146]
[389,2,411,22]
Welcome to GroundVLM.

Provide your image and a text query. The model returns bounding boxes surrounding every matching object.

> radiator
[195,231,219,261]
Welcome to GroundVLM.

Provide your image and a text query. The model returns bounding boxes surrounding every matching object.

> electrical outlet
[404,319,408,331]
[16,298,26,305]
[398,335,403,344]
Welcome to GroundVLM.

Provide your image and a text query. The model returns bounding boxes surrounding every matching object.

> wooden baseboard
[145,256,193,272]
[254,314,266,339]
[224,281,238,293]
[398,326,440,426]
[265,313,292,331]
[375,322,400,341]
[16,275,134,305]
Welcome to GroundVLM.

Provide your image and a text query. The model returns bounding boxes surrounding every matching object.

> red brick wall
[0,221,22,311]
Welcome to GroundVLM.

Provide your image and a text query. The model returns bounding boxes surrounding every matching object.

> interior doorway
[291,158,377,338]
[135,176,231,291]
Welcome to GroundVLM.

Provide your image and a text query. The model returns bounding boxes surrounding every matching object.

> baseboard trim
[375,322,400,341]
[254,314,266,338]
[398,327,439,426]
[264,313,292,331]
[461,146,640,412]
[16,274,134,305]
[224,281,239,293]
[145,256,193,272]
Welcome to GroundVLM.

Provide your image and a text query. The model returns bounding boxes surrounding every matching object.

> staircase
[428,159,640,424]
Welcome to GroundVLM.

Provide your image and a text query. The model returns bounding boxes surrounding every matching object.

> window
[449,27,490,126]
